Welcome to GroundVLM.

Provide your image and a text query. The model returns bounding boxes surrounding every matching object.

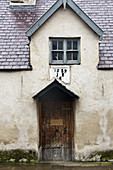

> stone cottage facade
[0,0,113,162]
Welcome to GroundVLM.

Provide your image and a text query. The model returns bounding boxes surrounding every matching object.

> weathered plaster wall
[0,6,113,161]
[0,72,38,151]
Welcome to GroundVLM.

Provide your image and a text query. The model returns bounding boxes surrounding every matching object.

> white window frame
[49,38,80,65]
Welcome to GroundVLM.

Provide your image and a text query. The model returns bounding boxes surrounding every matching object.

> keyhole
[64,127,66,134]
[55,129,59,133]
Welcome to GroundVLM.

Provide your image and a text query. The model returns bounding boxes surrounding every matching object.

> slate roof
[0,0,113,70]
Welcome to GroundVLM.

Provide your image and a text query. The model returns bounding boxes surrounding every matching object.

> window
[10,0,36,6]
[49,38,80,65]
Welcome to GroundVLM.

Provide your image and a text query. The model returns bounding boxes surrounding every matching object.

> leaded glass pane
[67,41,71,50]
[52,52,57,60]
[67,52,72,60]
[52,41,57,50]
[58,41,63,50]
[58,52,63,60]
[73,41,77,49]
[73,52,78,60]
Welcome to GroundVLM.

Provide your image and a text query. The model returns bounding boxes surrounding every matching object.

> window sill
[49,62,81,65]
[49,63,81,65]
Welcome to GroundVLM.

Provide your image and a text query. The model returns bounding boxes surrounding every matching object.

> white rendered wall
[0,6,113,160]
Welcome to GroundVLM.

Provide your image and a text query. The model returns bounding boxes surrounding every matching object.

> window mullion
[64,39,66,64]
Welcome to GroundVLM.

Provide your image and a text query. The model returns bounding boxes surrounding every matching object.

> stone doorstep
[39,161,113,167]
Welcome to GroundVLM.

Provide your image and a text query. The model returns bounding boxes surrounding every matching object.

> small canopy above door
[33,79,79,102]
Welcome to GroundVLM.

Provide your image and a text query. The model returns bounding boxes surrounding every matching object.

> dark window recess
[49,38,80,65]
[10,0,24,3]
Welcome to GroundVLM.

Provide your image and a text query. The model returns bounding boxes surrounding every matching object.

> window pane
[52,52,57,60]
[67,41,71,50]
[52,52,63,61]
[52,41,57,50]
[73,52,78,60]
[67,52,78,60]
[67,52,72,60]
[58,41,63,50]
[58,52,63,60]
[73,41,77,49]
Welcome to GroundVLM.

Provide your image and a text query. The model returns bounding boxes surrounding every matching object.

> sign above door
[50,65,70,84]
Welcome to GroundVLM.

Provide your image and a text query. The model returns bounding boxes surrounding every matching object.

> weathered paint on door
[41,102,74,161]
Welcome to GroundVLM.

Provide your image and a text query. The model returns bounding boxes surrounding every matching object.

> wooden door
[41,102,74,161]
